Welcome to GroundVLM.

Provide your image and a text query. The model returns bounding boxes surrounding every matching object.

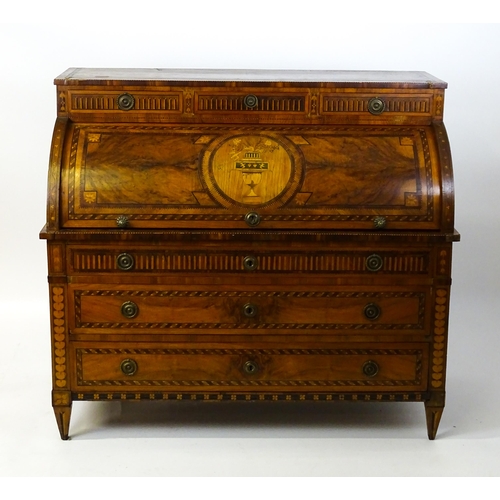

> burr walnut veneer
[40,68,459,439]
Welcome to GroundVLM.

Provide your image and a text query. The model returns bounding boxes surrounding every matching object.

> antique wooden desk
[40,68,459,439]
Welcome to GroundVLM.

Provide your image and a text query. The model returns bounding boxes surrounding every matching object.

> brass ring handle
[121,301,139,319]
[362,360,379,377]
[117,93,135,111]
[243,255,258,271]
[366,254,383,272]
[368,97,385,115]
[243,94,258,109]
[120,358,138,376]
[116,253,135,271]
[243,360,259,375]
[364,303,381,320]
[242,303,258,318]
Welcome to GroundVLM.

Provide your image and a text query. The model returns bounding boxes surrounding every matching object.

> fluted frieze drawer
[68,246,430,275]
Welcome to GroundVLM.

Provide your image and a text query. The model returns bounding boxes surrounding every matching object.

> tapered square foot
[424,402,444,440]
[53,406,72,440]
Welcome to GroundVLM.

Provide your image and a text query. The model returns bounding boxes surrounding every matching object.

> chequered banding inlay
[74,392,425,402]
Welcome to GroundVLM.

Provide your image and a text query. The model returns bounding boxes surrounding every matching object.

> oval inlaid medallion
[202,134,303,208]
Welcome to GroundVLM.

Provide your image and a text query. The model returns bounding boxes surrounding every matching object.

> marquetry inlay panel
[62,124,438,229]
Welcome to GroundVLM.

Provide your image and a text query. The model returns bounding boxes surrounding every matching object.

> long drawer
[72,342,429,393]
[69,285,428,335]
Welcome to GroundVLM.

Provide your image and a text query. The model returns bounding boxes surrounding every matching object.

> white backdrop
[1,5,499,481]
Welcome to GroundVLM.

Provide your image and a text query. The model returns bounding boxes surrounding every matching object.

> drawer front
[67,89,183,116]
[68,246,431,276]
[72,343,429,392]
[71,286,427,334]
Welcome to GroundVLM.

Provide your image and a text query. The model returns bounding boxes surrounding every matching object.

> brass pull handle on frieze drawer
[368,97,385,115]
[116,253,135,271]
[243,255,259,271]
[243,94,258,109]
[366,254,383,272]
[117,93,135,111]
[120,358,138,376]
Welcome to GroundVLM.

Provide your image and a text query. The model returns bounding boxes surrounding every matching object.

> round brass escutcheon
[121,300,139,319]
[366,254,383,272]
[364,302,381,321]
[120,358,138,376]
[373,216,387,230]
[117,93,135,111]
[242,303,258,318]
[116,253,135,271]
[116,215,129,228]
[245,212,261,227]
[243,255,258,271]
[243,360,259,375]
[362,360,379,377]
[243,94,258,109]
[368,97,385,115]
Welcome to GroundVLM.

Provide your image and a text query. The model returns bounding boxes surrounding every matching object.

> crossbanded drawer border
[75,347,424,388]
[73,289,427,330]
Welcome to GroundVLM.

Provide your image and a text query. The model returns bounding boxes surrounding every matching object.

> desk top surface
[55,68,447,88]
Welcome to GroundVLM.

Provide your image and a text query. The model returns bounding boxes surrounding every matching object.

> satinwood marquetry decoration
[41,68,459,440]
